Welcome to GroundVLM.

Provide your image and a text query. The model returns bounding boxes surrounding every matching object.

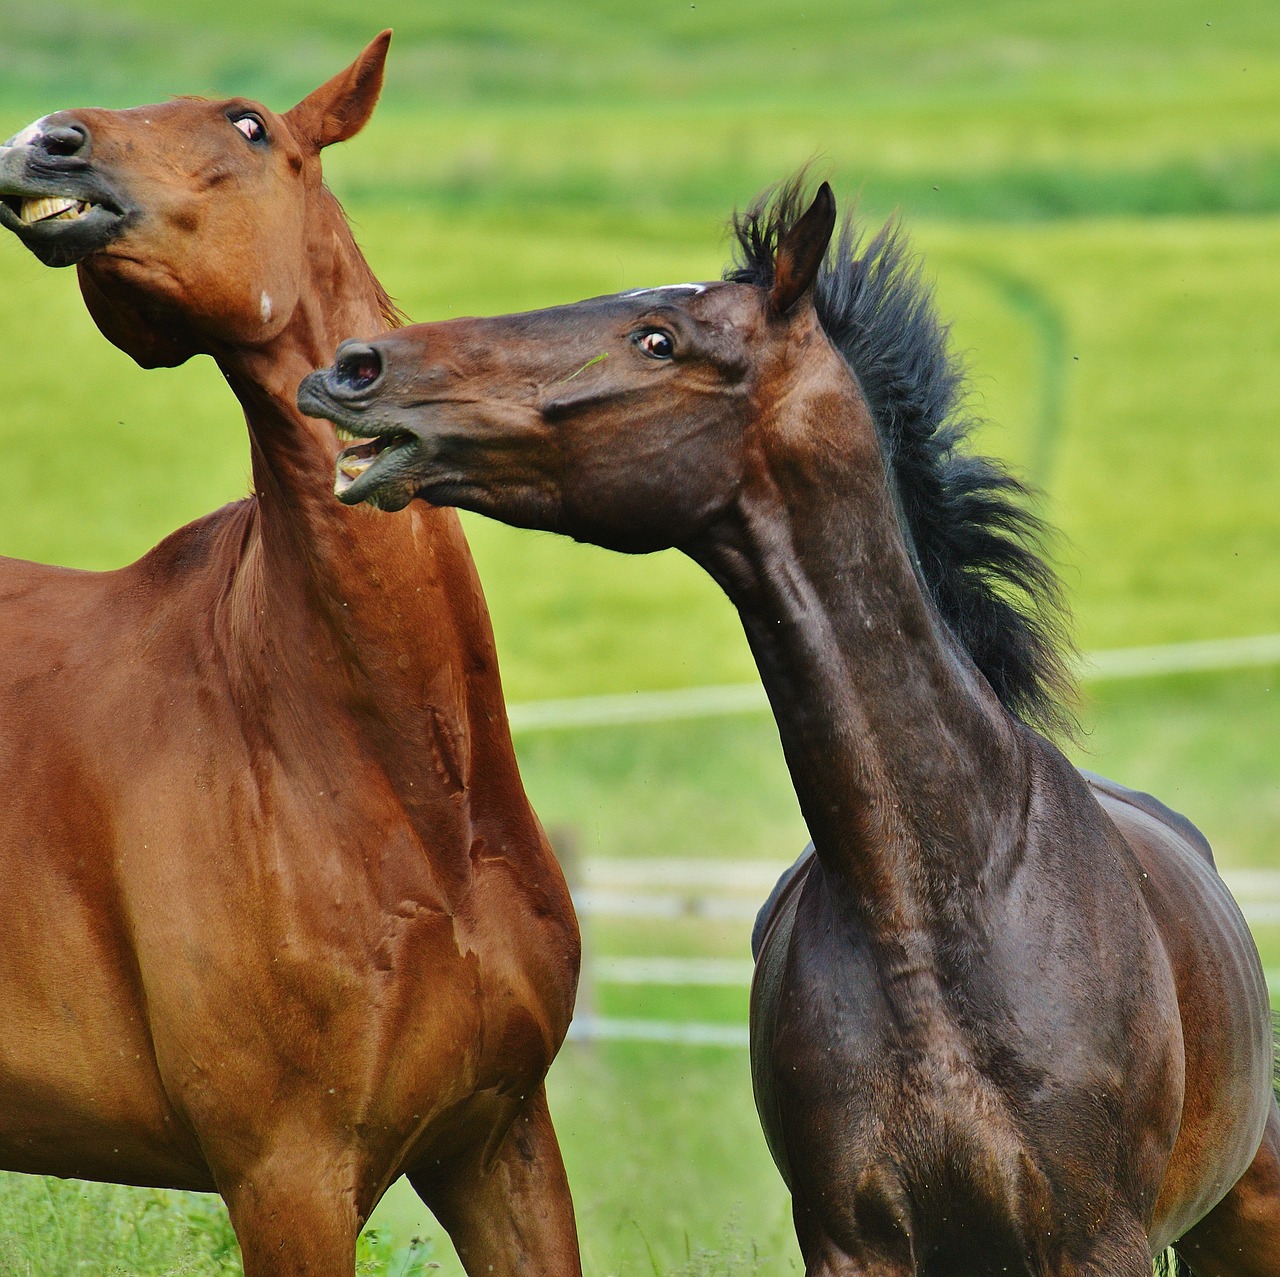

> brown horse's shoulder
[128,498,257,580]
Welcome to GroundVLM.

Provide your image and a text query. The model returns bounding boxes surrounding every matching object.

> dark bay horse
[0,35,582,1277]
[300,179,1280,1275]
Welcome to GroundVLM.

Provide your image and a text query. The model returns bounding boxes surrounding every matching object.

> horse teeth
[338,455,373,480]
[19,197,89,224]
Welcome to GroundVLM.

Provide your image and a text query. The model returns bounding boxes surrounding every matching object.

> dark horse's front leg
[409,1084,581,1276]
[1175,1099,1280,1277]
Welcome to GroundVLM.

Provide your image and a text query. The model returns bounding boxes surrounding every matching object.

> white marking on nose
[3,116,50,149]
[260,292,273,322]
[621,282,709,298]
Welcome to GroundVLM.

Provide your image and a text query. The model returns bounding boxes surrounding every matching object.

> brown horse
[300,179,1280,1275]
[0,35,582,1277]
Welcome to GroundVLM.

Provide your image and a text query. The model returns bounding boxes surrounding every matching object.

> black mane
[726,177,1076,736]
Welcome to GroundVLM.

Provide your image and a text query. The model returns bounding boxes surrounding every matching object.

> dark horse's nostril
[40,124,89,159]
[333,342,383,394]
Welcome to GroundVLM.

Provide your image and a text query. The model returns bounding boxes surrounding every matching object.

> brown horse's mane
[725,174,1077,737]
[320,183,407,330]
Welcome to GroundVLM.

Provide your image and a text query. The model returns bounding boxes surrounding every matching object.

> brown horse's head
[0,33,391,367]
[298,185,839,552]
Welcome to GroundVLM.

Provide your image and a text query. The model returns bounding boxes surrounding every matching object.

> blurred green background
[0,1,1277,1273]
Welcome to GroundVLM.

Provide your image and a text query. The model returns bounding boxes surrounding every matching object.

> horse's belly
[0,903,208,1185]
[0,1078,212,1190]
[0,822,210,1185]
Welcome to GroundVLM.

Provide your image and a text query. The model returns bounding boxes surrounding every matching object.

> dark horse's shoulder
[752,844,817,960]
[1079,769,1216,867]
[750,843,818,1189]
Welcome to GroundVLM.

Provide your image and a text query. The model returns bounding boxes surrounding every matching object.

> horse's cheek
[76,264,198,369]
[198,259,300,346]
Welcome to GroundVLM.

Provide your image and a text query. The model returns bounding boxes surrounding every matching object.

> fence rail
[509,633,1280,733]
[569,860,1280,1045]
[523,637,1280,1047]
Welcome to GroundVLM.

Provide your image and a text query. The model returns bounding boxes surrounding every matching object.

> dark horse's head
[0,33,394,367]
[300,179,1074,733]
[300,188,838,550]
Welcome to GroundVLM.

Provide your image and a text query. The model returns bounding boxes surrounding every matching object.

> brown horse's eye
[231,113,266,144]
[635,329,675,360]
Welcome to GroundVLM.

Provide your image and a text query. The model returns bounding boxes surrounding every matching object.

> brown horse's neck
[226,187,391,521]
[206,195,525,873]
[692,367,1031,933]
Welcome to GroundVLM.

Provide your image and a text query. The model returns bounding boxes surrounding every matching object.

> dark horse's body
[751,769,1269,1264]
[0,37,581,1277]
[301,178,1280,1275]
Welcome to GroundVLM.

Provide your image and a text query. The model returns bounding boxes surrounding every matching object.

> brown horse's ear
[769,182,836,317]
[283,30,391,152]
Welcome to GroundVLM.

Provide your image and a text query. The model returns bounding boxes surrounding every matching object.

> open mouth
[333,431,419,502]
[0,187,126,266]
[297,365,424,509]
[5,194,96,225]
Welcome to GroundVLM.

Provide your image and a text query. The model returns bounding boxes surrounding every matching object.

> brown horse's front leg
[1175,1100,1280,1277]
[409,1084,582,1277]
[217,1147,362,1277]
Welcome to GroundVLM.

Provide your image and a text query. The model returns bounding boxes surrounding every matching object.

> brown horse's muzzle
[0,117,129,267]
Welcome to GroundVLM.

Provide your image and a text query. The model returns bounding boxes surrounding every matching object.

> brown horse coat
[0,35,581,1277]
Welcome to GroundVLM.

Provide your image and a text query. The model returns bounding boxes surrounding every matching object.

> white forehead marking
[621,282,709,298]
[4,116,50,149]
[259,292,273,322]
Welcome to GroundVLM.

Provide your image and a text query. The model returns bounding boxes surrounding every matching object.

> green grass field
[0,1,1278,1272]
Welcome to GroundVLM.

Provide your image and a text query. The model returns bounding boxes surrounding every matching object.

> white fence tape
[508,634,1280,733]
[569,863,1280,1046]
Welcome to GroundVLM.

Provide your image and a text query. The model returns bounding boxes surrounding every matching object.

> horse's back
[749,845,818,1186]
[1081,769,1216,865]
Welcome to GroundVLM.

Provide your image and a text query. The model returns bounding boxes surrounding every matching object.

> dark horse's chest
[749,852,1132,1275]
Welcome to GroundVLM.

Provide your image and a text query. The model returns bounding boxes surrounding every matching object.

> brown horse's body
[301,180,1280,1275]
[0,37,581,1277]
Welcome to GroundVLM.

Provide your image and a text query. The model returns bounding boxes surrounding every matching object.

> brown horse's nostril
[333,342,383,394]
[40,124,89,159]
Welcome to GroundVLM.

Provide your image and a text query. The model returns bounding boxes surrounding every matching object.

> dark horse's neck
[207,194,527,876]
[691,343,1030,934]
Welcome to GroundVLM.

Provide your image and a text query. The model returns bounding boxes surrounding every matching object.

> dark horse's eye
[635,329,675,360]
[231,113,266,144]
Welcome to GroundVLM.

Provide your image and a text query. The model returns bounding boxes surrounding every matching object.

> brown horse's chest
[128,847,570,1179]
[0,560,574,1193]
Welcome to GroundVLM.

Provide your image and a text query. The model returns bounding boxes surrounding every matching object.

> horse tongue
[338,452,374,481]
[336,439,381,480]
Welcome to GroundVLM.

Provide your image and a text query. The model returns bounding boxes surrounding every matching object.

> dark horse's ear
[769,182,836,318]
[283,30,392,152]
